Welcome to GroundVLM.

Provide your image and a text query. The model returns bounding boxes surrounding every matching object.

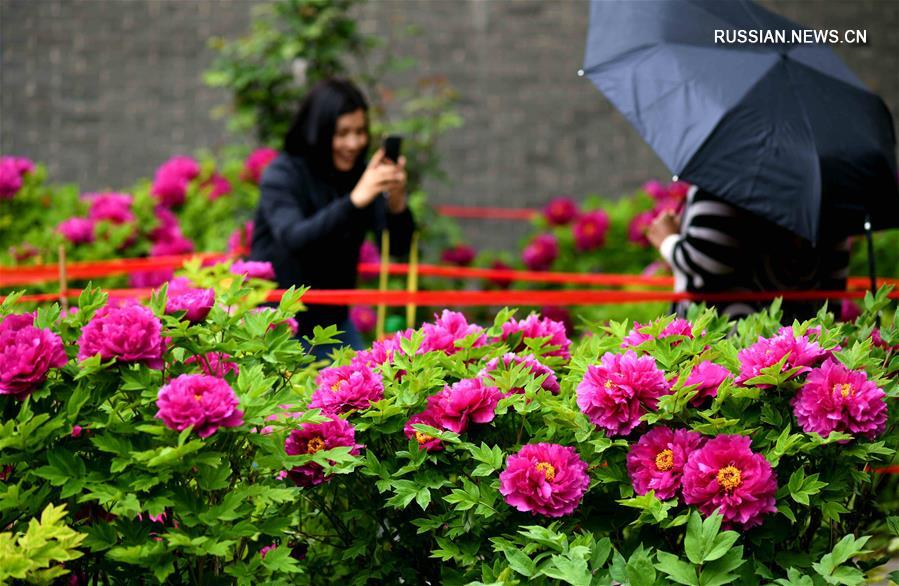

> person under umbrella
[646,186,850,322]
[582,0,897,319]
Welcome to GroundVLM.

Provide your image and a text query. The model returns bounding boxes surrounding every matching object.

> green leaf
[591,537,612,568]
[543,554,591,586]
[811,535,870,586]
[625,546,657,586]
[700,547,745,586]
[787,469,827,506]
[655,551,697,585]
[504,548,536,578]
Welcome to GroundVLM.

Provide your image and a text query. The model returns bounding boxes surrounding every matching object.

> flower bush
[3,279,896,584]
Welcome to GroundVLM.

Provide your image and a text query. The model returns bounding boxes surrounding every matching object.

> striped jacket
[659,187,849,321]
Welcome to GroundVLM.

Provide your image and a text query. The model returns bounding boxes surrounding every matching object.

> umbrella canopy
[582,0,898,243]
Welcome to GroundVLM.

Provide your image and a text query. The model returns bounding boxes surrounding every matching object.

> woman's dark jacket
[249,153,414,336]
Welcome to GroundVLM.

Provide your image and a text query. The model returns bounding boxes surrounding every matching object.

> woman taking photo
[250,78,414,358]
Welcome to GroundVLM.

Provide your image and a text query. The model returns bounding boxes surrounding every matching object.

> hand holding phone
[383,135,402,163]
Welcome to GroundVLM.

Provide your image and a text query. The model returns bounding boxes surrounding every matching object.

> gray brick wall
[2,0,897,251]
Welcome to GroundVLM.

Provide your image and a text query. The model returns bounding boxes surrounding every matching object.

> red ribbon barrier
[5,254,896,291]
[433,205,538,221]
[0,253,229,286]
[9,287,898,307]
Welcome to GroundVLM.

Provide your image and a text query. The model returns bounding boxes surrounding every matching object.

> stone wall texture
[2,0,897,249]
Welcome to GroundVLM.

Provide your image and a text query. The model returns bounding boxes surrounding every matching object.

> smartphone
[383,135,403,163]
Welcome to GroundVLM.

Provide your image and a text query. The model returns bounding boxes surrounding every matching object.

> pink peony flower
[57,217,95,244]
[349,305,376,334]
[440,244,476,267]
[242,148,279,184]
[151,174,189,207]
[150,231,195,257]
[231,260,276,280]
[542,196,579,226]
[149,206,180,243]
[499,443,590,517]
[576,350,671,436]
[0,156,35,176]
[682,435,777,529]
[227,221,254,256]
[427,377,503,433]
[71,425,84,438]
[487,260,514,289]
[86,192,134,225]
[156,155,200,183]
[165,287,215,323]
[792,358,887,440]
[840,300,861,322]
[0,160,23,199]
[0,313,68,398]
[684,361,731,406]
[309,364,384,415]
[155,374,244,438]
[149,156,199,207]
[628,211,655,246]
[667,181,690,200]
[202,173,231,200]
[572,210,610,251]
[622,318,694,348]
[480,353,560,395]
[284,416,361,487]
[358,240,380,279]
[77,302,165,369]
[8,243,40,263]
[185,352,239,378]
[501,314,571,360]
[129,269,174,289]
[737,328,829,386]
[642,180,668,200]
[351,329,413,369]
[540,306,574,336]
[404,410,445,452]
[522,233,558,271]
[627,426,704,500]
[420,309,486,355]
[872,328,898,351]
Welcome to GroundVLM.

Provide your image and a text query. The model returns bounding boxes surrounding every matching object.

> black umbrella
[581,0,898,246]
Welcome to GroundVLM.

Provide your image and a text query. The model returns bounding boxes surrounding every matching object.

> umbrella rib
[581,42,658,77]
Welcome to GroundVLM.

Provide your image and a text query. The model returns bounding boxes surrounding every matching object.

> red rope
[0,253,229,286]
[8,287,898,307]
[4,255,896,291]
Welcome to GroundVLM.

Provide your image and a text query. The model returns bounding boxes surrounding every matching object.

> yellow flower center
[604,380,614,390]
[834,383,853,398]
[331,380,345,391]
[535,461,556,482]
[415,431,434,445]
[194,394,203,401]
[716,465,742,492]
[655,449,674,472]
[306,437,325,454]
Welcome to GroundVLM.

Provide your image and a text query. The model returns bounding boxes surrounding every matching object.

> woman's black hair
[283,78,369,187]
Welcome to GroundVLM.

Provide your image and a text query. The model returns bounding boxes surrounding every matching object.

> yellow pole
[376,230,390,339]
[406,231,419,328]
[57,245,69,311]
